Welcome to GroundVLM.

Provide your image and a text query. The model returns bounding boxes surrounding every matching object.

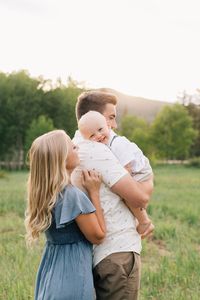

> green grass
[0,166,200,299]
[141,165,200,300]
[0,172,43,300]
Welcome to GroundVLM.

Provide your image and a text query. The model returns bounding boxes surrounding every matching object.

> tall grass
[0,166,200,299]
[141,165,200,299]
[0,172,43,300]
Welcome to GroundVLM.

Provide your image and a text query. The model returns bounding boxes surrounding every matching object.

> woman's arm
[75,170,106,245]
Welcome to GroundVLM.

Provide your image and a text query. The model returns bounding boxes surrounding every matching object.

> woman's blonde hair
[25,130,71,246]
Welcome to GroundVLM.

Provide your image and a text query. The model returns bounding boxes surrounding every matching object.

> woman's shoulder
[54,184,95,228]
[61,184,87,199]
[57,184,96,213]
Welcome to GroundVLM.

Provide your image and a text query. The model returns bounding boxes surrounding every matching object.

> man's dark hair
[76,91,117,120]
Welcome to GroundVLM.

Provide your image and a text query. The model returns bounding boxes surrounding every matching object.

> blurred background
[0,1,200,299]
[0,0,200,168]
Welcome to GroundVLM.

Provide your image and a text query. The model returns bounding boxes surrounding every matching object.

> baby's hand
[81,170,102,198]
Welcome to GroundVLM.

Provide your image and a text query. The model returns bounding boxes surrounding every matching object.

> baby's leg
[124,162,154,238]
[133,176,154,238]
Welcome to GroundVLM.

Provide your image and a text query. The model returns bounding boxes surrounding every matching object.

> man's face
[102,104,117,129]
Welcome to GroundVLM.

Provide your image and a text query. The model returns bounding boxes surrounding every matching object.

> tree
[41,85,82,138]
[0,70,83,165]
[119,115,152,156]
[186,103,200,157]
[25,115,55,153]
[151,104,197,159]
[0,72,9,158]
[177,89,200,106]
[0,70,44,161]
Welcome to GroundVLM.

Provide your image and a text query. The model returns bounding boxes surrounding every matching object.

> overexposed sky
[0,0,200,102]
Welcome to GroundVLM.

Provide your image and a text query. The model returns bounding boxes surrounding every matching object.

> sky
[0,0,200,103]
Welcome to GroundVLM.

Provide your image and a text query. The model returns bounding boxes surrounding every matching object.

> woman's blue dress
[34,185,96,300]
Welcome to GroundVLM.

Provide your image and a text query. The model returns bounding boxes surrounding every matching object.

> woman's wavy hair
[25,130,71,246]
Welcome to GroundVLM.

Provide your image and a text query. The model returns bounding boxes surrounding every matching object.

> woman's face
[66,140,80,171]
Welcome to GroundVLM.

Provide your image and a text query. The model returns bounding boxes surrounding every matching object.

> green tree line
[0,70,199,168]
[0,70,82,167]
[120,104,199,161]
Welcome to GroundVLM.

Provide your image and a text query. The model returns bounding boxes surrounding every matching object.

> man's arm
[73,140,153,209]
[110,135,154,209]
[138,174,154,198]
[111,174,153,209]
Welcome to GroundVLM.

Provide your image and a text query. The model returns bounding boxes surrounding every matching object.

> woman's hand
[81,170,102,199]
[76,170,105,244]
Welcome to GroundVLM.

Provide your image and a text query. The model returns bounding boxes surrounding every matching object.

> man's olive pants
[93,252,141,300]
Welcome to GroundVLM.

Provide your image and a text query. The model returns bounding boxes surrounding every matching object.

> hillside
[98,88,174,123]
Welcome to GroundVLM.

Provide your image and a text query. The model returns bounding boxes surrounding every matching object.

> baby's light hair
[78,111,107,132]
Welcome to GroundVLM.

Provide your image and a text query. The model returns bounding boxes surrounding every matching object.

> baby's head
[78,111,110,144]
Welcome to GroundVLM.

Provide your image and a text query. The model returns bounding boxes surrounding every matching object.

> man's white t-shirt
[71,131,142,267]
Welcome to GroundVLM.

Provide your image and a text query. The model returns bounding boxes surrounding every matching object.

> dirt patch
[149,237,171,257]
[0,228,14,234]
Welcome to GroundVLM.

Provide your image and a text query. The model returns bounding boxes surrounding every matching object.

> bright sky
[0,0,200,102]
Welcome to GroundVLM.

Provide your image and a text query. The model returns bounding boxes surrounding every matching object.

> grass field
[0,165,200,299]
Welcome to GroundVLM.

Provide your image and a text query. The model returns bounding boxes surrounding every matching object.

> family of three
[25,91,154,300]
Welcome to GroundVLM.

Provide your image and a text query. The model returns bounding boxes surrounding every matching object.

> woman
[25,129,105,300]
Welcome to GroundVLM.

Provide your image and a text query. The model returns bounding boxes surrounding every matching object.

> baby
[78,111,154,238]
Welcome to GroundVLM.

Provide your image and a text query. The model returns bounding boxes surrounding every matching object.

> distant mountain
[98,88,174,123]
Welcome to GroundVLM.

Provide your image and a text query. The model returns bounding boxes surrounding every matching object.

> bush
[0,171,8,179]
[188,157,200,168]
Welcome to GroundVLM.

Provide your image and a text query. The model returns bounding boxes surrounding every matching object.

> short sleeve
[54,185,96,229]
[110,136,153,180]
[111,136,149,168]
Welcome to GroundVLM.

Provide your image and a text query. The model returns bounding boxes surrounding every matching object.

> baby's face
[81,118,110,144]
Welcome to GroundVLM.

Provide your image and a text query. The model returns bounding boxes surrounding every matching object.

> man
[71,91,154,300]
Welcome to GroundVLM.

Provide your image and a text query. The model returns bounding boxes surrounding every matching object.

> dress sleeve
[55,185,96,229]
